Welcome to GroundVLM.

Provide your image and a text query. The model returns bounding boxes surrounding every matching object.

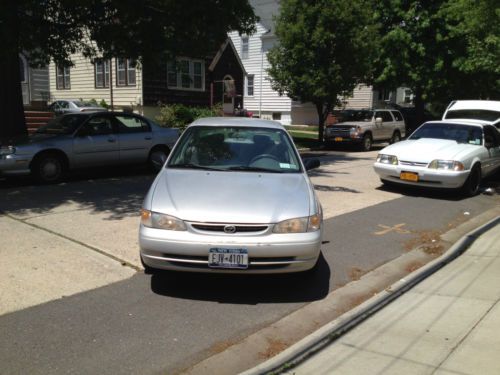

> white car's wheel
[461,165,481,197]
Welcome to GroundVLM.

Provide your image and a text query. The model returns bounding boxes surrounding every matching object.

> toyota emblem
[224,225,236,234]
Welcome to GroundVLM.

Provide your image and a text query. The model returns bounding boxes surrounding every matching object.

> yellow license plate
[334,137,343,142]
[400,172,419,182]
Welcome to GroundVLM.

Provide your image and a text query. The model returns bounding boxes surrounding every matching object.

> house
[47,38,246,119]
[228,0,410,125]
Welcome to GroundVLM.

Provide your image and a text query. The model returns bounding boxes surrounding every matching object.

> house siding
[48,54,143,110]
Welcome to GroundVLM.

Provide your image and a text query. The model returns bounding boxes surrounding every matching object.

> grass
[288,129,322,150]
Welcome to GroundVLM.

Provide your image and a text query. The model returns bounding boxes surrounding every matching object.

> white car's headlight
[273,214,321,233]
[377,154,398,165]
[428,160,464,171]
[140,209,186,231]
[0,146,16,156]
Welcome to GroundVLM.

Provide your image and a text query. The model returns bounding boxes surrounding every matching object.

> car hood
[380,138,480,163]
[332,121,371,127]
[149,169,314,224]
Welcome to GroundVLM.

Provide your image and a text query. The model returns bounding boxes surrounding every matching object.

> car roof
[447,100,500,111]
[189,117,285,129]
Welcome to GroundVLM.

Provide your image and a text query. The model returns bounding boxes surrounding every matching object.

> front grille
[191,224,269,233]
[399,160,428,167]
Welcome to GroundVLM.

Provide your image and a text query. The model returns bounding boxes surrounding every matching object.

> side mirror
[303,158,320,171]
[375,117,383,125]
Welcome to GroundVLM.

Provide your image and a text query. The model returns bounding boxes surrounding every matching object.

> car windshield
[409,122,483,145]
[36,114,88,135]
[335,110,373,122]
[168,126,302,173]
[73,101,88,108]
[445,109,500,122]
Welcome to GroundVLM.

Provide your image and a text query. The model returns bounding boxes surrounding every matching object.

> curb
[242,215,500,375]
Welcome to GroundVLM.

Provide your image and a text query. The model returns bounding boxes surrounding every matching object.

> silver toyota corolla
[139,117,323,274]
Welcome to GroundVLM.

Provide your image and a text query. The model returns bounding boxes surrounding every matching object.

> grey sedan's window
[168,126,301,173]
[115,115,150,133]
[84,117,114,135]
[37,114,88,134]
[409,123,483,145]
[60,101,69,109]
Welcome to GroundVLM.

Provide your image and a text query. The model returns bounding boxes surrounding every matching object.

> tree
[0,0,257,143]
[267,0,378,142]
[373,0,499,122]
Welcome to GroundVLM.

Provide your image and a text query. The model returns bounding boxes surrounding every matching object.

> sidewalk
[283,219,500,375]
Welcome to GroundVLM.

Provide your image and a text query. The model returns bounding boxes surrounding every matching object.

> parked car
[442,100,500,129]
[139,117,322,274]
[0,112,179,183]
[49,99,107,116]
[324,109,406,151]
[373,120,500,196]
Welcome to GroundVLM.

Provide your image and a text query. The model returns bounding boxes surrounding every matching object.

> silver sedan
[139,117,323,274]
[0,112,179,183]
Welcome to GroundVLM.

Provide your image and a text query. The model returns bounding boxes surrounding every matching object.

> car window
[82,116,114,136]
[168,126,301,173]
[73,101,86,108]
[409,122,483,145]
[37,114,88,134]
[484,126,500,147]
[115,115,150,133]
[376,111,393,122]
[391,111,403,121]
[60,101,69,109]
[335,110,373,122]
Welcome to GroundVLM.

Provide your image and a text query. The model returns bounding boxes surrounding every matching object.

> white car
[373,120,500,196]
[443,100,500,129]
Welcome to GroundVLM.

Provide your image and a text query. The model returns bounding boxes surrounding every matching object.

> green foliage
[267,0,379,141]
[155,104,222,131]
[98,99,110,109]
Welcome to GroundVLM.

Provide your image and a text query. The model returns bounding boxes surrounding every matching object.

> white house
[229,0,409,125]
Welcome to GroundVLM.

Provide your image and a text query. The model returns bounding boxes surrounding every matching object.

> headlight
[140,209,186,231]
[428,160,464,171]
[377,154,398,165]
[350,126,363,138]
[273,214,322,233]
[0,146,16,156]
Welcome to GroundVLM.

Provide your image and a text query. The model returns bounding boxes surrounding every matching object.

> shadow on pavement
[150,253,331,304]
[0,166,155,220]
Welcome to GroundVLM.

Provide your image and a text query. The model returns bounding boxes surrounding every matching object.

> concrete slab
[0,215,135,316]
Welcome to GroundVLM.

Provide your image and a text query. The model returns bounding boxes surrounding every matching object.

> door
[114,114,153,164]
[374,110,395,140]
[72,114,119,167]
[483,126,500,176]
[223,75,235,115]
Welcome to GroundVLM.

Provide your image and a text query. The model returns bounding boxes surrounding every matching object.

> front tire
[390,131,401,144]
[31,153,66,184]
[461,165,481,197]
[361,133,373,151]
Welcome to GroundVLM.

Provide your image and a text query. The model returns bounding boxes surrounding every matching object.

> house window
[272,112,282,121]
[167,58,205,91]
[241,36,249,59]
[94,59,110,88]
[116,58,136,86]
[56,65,70,89]
[378,88,391,101]
[247,75,254,96]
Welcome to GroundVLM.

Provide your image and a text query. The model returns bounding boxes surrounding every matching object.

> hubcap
[41,159,60,179]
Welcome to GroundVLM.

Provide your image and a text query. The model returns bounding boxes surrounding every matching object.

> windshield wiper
[168,163,224,171]
[228,166,283,173]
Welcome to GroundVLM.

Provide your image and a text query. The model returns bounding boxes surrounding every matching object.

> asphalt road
[0,154,499,374]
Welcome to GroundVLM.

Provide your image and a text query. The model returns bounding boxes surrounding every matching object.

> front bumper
[139,225,322,274]
[0,154,32,176]
[374,162,470,189]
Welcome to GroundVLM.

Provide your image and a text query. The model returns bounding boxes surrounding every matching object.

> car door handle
[144,137,152,140]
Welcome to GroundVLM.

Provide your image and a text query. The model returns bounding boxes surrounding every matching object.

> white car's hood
[380,138,480,163]
[149,169,314,224]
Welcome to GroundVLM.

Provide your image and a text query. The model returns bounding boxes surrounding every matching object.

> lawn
[288,129,322,150]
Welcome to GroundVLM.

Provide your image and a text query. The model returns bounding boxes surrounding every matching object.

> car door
[72,114,119,167]
[374,110,394,140]
[114,114,153,164]
[483,126,500,176]
[391,110,406,137]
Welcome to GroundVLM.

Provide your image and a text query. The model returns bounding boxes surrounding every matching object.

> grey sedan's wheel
[390,131,401,144]
[361,133,373,152]
[461,165,481,197]
[148,146,169,172]
[31,153,66,184]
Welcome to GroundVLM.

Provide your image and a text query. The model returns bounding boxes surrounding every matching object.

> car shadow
[149,253,331,304]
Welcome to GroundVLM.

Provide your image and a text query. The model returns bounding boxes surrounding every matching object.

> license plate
[334,137,343,142]
[400,172,419,182]
[209,248,248,269]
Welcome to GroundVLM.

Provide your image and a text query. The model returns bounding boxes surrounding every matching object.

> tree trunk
[315,102,325,143]
[0,0,27,145]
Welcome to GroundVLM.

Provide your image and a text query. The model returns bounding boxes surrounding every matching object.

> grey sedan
[48,99,107,115]
[139,117,323,274]
[0,112,179,183]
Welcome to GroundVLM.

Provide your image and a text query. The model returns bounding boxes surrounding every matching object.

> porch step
[24,111,54,134]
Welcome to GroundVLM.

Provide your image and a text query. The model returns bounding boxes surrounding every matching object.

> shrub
[155,103,222,131]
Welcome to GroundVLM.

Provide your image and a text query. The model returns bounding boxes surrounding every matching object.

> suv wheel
[361,133,373,151]
[390,131,401,144]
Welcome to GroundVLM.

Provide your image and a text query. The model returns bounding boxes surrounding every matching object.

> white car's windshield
[409,122,483,145]
[168,126,302,173]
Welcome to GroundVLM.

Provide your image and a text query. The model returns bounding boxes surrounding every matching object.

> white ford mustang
[373,120,500,196]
